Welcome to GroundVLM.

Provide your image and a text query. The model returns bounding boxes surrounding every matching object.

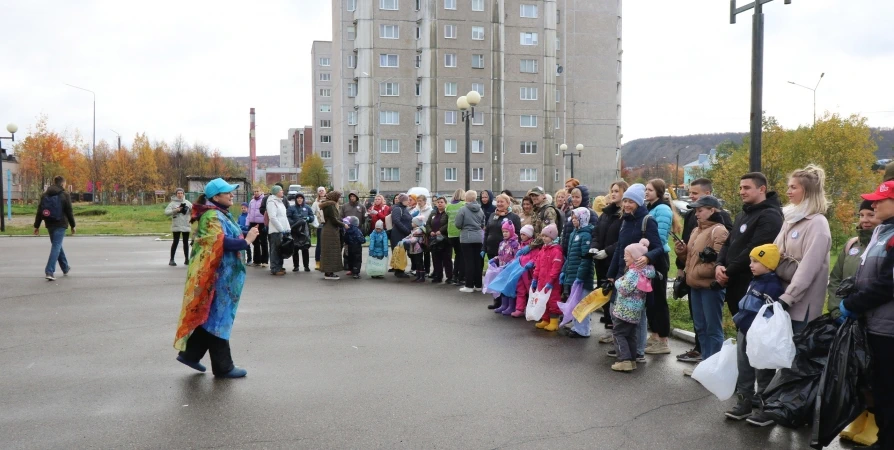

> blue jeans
[637,307,649,356]
[690,288,725,359]
[45,227,70,276]
[570,288,594,336]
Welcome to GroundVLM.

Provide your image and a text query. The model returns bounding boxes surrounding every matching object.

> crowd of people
[155,163,893,448]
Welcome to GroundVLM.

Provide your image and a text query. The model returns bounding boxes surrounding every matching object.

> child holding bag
[493,219,520,314]
[611,239,656,372]
[532,224,565,331]
[367,220,390,279]
[510,225,538,317]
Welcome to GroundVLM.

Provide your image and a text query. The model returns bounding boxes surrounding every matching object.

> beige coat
[676,220,729,289]
[774,213,832,322]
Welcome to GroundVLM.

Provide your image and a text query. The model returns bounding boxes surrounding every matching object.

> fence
[2,189,250,206]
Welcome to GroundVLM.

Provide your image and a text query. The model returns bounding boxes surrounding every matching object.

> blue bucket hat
[204,178,240,197]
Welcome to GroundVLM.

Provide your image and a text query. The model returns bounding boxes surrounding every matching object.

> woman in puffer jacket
[640,178,681,355]
[561,207,596,337]
[164,188,193,266]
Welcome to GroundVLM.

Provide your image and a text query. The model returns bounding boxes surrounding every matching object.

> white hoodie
[266,196,290,233]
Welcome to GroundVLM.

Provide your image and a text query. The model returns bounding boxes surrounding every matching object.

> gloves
[544,283,554,292]
[517,246,530,256]
[562,285,570,297]
[525,261,535,270]
[559,272,566,285]
[480,251,486,258]
[489,258,498,266]
[588,248,598,254]
[839,301,853,319]
[531,280,538,290]
[594,250,608,260]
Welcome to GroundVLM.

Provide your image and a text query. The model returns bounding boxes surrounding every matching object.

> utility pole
[730,0,792,173]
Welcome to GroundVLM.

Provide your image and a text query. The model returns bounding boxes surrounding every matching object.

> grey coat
[454,202,485,244]
[165,196,193,232]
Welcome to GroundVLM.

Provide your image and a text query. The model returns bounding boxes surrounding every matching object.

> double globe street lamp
[456,90,482,191]
[1,123,19,232]
[560,143,584,179]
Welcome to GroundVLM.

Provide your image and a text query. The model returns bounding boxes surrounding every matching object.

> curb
[672,328,696,344]
[1,234,166,237]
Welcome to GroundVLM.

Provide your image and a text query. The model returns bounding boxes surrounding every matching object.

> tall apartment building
[279,126,314,168]
[314,0,621,195]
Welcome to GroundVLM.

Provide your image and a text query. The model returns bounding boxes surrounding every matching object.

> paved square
[0,237,837,449]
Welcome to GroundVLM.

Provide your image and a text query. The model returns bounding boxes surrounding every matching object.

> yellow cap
[750,244,780,271]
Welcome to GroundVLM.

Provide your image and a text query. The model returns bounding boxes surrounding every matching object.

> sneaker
[646,336,659,347]
[63,268,70,276]
[725,394,754,420]
[459,287,474,293]
[304,267,311,272]
[169,260,177,266]
[611,360,635,372]
[677,349,703,363]
[645,341,671,355]
[746,410,776,427]
[45,274,55,281]
[683,366,696,377]
[272,271,286,276]
[636,354,646,363]
[324,273,341,280]
[346,271,354,276]
[352,274,361,279]
[606,349,618,358]
[598,333,614,344]
[395,271,410,278]
[473,287,482,292]
[566,330,589,339]
[292,267,300,272]
[215,366,248,379]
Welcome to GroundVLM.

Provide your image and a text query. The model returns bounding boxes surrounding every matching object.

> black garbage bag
[762,315,838,428]
[810,317,873,449]
[279,233,295,257]
[292,221,312,250]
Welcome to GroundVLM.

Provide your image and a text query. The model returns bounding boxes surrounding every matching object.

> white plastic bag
[525,287,549,321]
[692,338,739,401]
[366,255,388,277]
[745,301,796,370]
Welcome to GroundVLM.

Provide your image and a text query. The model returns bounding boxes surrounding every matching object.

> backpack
[40,194,64,222]
[539,204,563,235]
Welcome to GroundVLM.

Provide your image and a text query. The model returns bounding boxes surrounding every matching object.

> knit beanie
[541,223,559,241]
[860,199,874,212]
[397,193,409,204]
[520,224,534,238]
[241,202,248,208]
[572,207,590,227]
[271,185,283,195]
[412,216,426,228]
[625,238,649,260]
[623,184,646,207]
[750,243,780,271]
[501,219,517,240]
[375,220,384,229]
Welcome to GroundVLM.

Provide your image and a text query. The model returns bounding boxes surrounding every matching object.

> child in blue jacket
[368,220,390,278]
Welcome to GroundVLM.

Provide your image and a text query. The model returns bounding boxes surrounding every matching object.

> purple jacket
[247,195,266,223]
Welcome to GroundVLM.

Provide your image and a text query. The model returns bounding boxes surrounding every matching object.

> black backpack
[40,194,64,222]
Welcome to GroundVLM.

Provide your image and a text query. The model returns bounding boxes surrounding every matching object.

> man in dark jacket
[34,176,76,280]
[716,172,784,316]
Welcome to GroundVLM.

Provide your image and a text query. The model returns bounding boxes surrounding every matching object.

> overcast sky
[2,0,892,158]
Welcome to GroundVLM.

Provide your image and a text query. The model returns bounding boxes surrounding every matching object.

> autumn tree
[300,154,329,188]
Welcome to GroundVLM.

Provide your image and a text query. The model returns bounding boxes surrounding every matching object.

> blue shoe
[215,366,248,378]
[176,355,206,373]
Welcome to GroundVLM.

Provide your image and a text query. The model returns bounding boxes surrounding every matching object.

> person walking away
[673,196,729,373]
[286,193,314,272]
[746,165,832,428]
[724,244,784,421]
[343,216,365,279]
[413,195,434,275]
[590,181,628,343]
[319,191,345,280]
[641,179,680,356]
[247,187,268,267]
[561,207,596,337]
[390,193,414,278]
[716,173,783,317]
[237,202,252,264]
[610,239,656,372]
[34,176,76,280]
[164,188,192,266]
[368,220,390,279]
[483,194,521,306]
[492,219,521,314]
[311,186,327,271]
[837,180,894,449]
[455,190,486,292]
[174,178,259,378]
[265,185,289,276]
[446,189,466,285]
[532,224,565,331]
[510,225,539,317]
[340,190,367,233]
[427,197,454,283]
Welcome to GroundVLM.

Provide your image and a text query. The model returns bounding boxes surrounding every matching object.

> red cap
[861,181,894,201]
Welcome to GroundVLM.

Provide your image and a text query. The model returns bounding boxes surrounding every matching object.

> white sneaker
[472,287,482,292]
[459,287,474,293]
[45,274,55,281]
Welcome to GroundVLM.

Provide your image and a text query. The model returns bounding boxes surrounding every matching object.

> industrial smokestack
[250,108,257,183]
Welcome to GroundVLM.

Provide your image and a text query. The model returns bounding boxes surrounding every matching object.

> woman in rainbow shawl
[174,178,259,378]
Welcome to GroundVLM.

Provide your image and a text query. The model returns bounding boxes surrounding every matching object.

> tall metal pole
[570,151,574,179]
[464,108,473,191]
[0,147,5,232]
[748,0,764,173]
[675,150,680,187]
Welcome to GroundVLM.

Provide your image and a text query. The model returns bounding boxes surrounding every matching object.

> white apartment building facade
[315,0,621,195]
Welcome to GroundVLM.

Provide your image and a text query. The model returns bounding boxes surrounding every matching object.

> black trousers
[347,244,363,274]
[423,250,431,273]
[450,237,464,281]
[171,232,190,261]
[869,333,894,449]
[293,246,310,269]
[461,243,483,288]
[646,255,670,338]
[178,326,234,376]
[315,227,323,262]
[409,253,423,273]
[725,275,749,317]
[249,223,268,264]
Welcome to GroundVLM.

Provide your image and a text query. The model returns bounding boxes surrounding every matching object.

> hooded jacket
[733,272,785,333]
[677,206,732,269]
[646,199,674,254]
[287,197,314,226]
[368,229,390,259]
[484,209,521,257]
[479,190,496,223]
[412,202,433,224]
[390,202,413,247]
[266,195,290,233]
[164,195,193,232]
[33,184,76,230]
[340,190,367,226]
[827,228,875,315]
[247,194,266,224]
[562,218,596,290]
[843,219,894,337]
[717,192,784,280]
[561,185,598,253]
[591,202,623,281]
[606,205,664,281]
[455,202,485,244]
[676,213,729,289]
[497,222,520,265]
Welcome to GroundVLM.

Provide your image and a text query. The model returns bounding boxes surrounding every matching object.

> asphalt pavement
[0,237,849,449]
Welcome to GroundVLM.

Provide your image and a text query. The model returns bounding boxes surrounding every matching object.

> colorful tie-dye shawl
[174,206,246,351]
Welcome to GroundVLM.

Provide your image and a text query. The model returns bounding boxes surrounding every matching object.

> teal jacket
[561,223,595,290]
[647,201,673,253]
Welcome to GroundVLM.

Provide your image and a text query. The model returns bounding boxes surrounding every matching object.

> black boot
[487,297,501,309]
[725,394,753,420]
[169,259,177,266]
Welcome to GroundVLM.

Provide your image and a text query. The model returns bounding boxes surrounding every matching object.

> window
[347,55,356,68]
[555,168,559,182]
[520,32,538,46]
[380,24,399,39]
[472,0,484,11]
[380,0,398,10]
[445,24,457,39]
[415,110,422,125]
[347,26,356,40]
[416,26,420,40]
[472,168,484,181]
[415,54,421,68]
[520,4,537,17]
[319,57,330,66]
[416,166,422,183]
[520,168,538,182]
[319,73,331,81]
[415,0,420,10]
[379,111,399,125]
[520,59,538,73]
[416,139,422,153]
[444,82,457,96]
[444,139,458,153]
[445,53,457,67]
[320,135,332,143]
[472,54,484,69]
[348,139,357,153]
[472,113,483,125]
[472,26,484,40]
[472,82,484,96]
[520,141,537,154]
[379,139,400,153]
[520,115,537,127]
[415,83,421,96]
[321,150,332,159]
[445,0,456,9]
[347,82,357,97]
[445,111,457,124]
[381,167,400,181]
[348,111,357,125]
[379,54,399,67]
[348,168,358,182]
[556,37,561,52]
[472,139,484,153]
[379,82,400,96]
[556,143,560,155]
[520,86,538,100]
[555,117,560,129]
[320,88,331,97]
[320,104,331,112]
[445,167,457,181]
[556,88,561,102]
[320,120,331,128]
[347,0,356,11]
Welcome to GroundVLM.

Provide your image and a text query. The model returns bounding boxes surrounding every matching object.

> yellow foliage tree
[300,154,329,189]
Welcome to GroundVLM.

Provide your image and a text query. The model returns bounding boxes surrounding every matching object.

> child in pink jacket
[511,225,538,317]
[533,224,565,332]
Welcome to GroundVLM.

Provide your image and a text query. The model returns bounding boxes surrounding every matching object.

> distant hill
[622,128,894,168]
[227,155,281,169]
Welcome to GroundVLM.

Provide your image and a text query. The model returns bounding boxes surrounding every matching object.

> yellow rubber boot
[853,412,878,446]
[544,318,560,332]
[315,261,321,271]
[535,319,550,329]
[839,411,868,441]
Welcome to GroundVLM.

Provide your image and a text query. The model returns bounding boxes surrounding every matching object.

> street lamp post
[787,72,824,125]
[560,143,584,179]
[65,83,96,201]
[457,91,481,191]
[1,123,18,232]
